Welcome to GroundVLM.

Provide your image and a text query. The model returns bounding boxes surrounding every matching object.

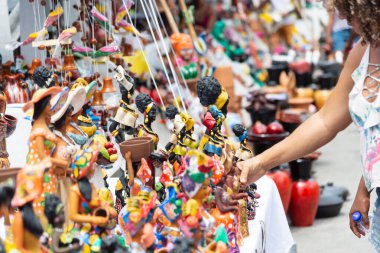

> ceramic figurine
[135,94,159,150]
[170,33,200,92]
[165,106,187,164]
[32,66,56,89]
[44,194,82,253]
[109,66,138,144]
[197,76,229,157]
[23,87,69,215]
[0,179,16,251]
[114,179,126,214]
[246,183,259,220]
[118,193,156,253]
[180,111,198,150]
[11,159,52,253]
[69,144,117,250]
[75,79,98,138]
[66,80,91,147]
[205,225,229,253]
[232,124,254,162]
[179,150,215,248]
[155,182,184,249]
[0,88,16,169]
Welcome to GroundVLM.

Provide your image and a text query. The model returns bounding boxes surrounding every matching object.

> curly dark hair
[325,0,380,45]
[165,105,179,120]
[135,93,153,113]
[197,76,222,107]
[232,124,246,138]
[44,194,62,226]
[33,66,53,88]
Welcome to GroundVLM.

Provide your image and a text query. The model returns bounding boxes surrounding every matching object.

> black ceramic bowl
[316,191,344,218]
[247,132,289,155]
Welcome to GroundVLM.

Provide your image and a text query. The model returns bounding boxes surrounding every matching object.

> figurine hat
[51,86,86,123]
[71,78,97,103]
[22,86,62,112]
[71,143,100,180]
[11,158,52,207]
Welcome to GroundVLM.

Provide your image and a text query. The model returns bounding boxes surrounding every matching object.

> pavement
[291,124,376,253]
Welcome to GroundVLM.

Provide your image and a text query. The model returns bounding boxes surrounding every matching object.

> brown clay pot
[119,137,154,163]
[28,58,42,76]
[288,98,313,111]
[296,87,314,99]
[3,114,17,137]
[314,90,332,110]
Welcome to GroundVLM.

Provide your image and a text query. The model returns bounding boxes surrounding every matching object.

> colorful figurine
[32,66,56,89]
[69,144,117,252]
[170,33,199,81]
[23,87,68,215]
[232,124,254,162]
[76,79,98,138]
[11,159,52,253]
[136,94,159,150]
[109,65,138,144]
[165,106,187,164]
[44,194,83,253]
[197,76,229,157]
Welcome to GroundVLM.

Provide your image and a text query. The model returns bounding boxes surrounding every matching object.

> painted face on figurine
[180,48,194,62]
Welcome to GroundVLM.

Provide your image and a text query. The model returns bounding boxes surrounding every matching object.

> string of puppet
[139,0,186,112]
[33,1,38,59]
[146,0,191,111]
[142,0,188,113]
[150,0,192,98]
[121,0,166,109]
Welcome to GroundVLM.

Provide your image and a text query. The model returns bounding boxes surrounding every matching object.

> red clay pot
[267,169,292,213]
[289,180,320,226]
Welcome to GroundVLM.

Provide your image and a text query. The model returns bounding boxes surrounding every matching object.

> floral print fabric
[349,45,380,191]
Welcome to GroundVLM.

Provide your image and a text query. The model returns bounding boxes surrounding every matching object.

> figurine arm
[69,187,108,226]
[125,152,134,187]
[34,136,48,160]
[13,212,33,253]
[215,187,238,213]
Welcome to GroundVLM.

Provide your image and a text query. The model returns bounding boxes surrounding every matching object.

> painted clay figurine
[232,124,254,162]
[32,66,56,89]
[197,76,229,157]
[136,93,159,150]
[11,159,52,253]
[23,87,68,215]
[165,106,187,164]
[109,66,138,144]
[44,194,82,253]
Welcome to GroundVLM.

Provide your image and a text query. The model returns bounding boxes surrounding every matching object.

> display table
[241,176,296,253]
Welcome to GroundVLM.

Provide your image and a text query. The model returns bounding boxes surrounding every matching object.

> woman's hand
[237,157,265,185]
[349,176,370,238]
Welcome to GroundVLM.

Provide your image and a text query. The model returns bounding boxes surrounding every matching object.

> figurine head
[232,124,247,142]
[32,66,55,88]
[0,179,15,218]
[44,194,65,228]
[23,86,62,125]
[170,33,194,62]
[197,76,229,115]
[136,93,157,124]
[165,105,179,120]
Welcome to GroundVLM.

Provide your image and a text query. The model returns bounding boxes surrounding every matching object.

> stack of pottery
[289,158,320,226]
[314,73,336,110]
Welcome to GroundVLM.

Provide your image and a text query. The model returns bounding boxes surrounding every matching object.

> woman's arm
[349,176,370,238]
[238,41,367,184]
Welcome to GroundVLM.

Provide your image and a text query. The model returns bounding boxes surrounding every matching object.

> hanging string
[33,1,38,59]
[150,0,192,96]
[146,0,190,111]
[121,0,166,109]
[139,0,185,111]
